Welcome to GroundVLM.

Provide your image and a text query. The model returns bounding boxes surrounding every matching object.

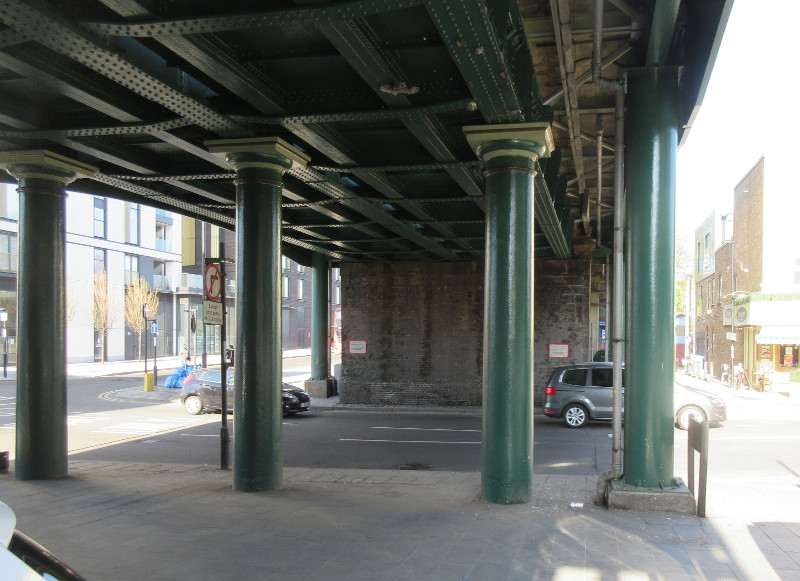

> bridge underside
[0,0,732,504]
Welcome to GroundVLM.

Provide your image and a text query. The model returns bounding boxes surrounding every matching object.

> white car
[0,501,85,580]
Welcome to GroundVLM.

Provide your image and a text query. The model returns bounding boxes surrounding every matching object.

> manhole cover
[396,463,432,471]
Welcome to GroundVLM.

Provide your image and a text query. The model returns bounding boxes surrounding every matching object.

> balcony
[153,274,172,292]
[155,238,172,253]
[179,273,203,294]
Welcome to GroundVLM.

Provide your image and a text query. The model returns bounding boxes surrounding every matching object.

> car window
[590,367,625,387]
[591,368,612,387]
[561,368,587,386]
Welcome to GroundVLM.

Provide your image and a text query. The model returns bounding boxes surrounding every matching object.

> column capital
[463,122,555,162]
[0,150,97,185]
[205,136,310,173]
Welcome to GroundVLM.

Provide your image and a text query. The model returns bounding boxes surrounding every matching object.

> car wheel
[563,404,588,428]
[183,395,204,415]
[675,405,706,430]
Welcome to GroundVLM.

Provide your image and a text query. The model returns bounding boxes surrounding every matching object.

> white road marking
[340,438,480,444]
[371,426,481,432]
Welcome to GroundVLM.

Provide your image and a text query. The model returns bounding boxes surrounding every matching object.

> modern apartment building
[0,185,341,364]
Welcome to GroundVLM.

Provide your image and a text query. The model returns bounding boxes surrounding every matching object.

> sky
[675,0,798,237]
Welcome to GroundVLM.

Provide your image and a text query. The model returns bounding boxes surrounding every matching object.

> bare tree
[66,283,77,323]
[124,275,160,360]
[92,270,120,364]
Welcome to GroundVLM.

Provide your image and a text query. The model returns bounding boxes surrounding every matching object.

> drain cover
[396,463,432,471]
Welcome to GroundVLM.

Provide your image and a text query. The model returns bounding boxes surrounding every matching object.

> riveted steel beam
[423,0,541,123]
[292,166,461,260]
[0,0,243,135]
[83,0,425,37]
[316,14,485,211]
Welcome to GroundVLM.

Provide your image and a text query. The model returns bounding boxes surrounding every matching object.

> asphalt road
[2,372,799,484]
[65,406,614,474]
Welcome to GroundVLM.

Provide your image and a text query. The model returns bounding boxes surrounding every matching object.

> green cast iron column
[464,123,553,504]
[206,138,310,492]
[310,253,329,381]
[0,151,96,480]
[623,67,680,487]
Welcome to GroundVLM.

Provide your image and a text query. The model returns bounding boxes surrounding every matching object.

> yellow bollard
[143,372,155,392]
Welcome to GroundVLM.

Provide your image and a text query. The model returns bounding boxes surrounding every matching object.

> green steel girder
[314,12,485,206]
[151,33,288,115]
[91,174,234,225]
[423,0,542,123]
[239,99,475,126]
[68,0,480,260]
[646,0,682,66]
[352,170,481,257]
[83,0,425,37]
[0,0,243,135]
[0,46,147,124]
[291,165,461,261]
[281,182,407,257]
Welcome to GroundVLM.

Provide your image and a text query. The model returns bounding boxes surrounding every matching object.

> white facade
[0,185,184,363]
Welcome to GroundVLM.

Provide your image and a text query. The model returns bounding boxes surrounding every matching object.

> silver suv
[542,362,726,429]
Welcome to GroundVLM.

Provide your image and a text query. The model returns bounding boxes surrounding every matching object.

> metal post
[219,243,230,470]
[310,252,329,381]
[153,332,158,387]
[0,309,7,379]
[202,322,207,368]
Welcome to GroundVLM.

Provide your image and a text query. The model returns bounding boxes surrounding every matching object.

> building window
[697,284,703,311]
[282,276,290,298]
[155,221,171,252]
[710,279,715,306]
[718,276,723,303]
[0,232,17,272]
[0,185,18,220]
[297,279,304,300]
[126,202,140,245]
[281,256,290,270]
[94,197,106,238]
[333,283,341,305]
[94,248,106,274]
[124,254,139,285]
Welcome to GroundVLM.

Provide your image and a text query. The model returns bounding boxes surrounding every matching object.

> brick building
[694,157,800,395]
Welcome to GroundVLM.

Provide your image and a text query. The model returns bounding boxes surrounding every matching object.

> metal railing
[687,418,709,517]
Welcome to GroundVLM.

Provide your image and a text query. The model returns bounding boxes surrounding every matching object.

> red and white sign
[204,263,222,302]
[348,340,368,355]
[548,343,570,358]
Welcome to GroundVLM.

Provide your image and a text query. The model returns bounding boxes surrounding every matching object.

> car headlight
[710,398,723,406]
[285,395,298,403]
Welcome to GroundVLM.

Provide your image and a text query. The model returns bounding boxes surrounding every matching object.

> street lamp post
[0,309,7,378]
[723,213,735,388]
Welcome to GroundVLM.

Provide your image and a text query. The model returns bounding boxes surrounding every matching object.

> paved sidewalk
[1,459,798,581]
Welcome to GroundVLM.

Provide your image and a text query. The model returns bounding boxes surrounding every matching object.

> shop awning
[755,326,800,345]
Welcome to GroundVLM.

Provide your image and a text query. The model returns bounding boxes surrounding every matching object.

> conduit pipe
[593,0,628,505]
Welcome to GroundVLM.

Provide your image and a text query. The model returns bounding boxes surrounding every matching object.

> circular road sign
[204,263,222,302]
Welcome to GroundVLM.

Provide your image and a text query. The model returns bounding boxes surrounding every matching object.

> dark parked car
[542,362,726,429]
[180,369,310,416]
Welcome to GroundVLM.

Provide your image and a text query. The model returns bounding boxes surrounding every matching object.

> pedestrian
[225,344,234,367]
[180,344,190,368]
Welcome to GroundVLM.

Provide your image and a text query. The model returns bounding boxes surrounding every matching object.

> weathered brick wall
[533,259,591,403]
[340,258,592,407]
[340,262,484,406]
